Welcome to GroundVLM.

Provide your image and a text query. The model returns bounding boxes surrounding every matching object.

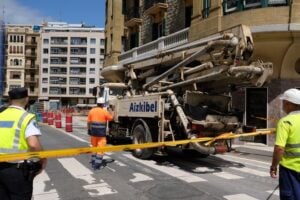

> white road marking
[229,166,269,177]
[83,182,117,197]
[224,194,259,200]
[129,173,153,183]
[214,172,243,180]
[217,154,269,169]
[33,171,60,200]
[192,167,215,173]
[58,158,117,196]
[114,160,127,167]
[124,154,206,183]
[267,189,279,196]
[57,128,89,143]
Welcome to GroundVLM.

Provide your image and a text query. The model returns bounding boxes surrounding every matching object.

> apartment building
[4,24,41,103]
[39,22,105,106]
[103,0,300,145]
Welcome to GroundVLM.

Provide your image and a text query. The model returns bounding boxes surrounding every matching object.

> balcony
[25,77,38,83]
[25,53,37,58]
[25,41,37,46]
[144,0,168,16]
[25,64,39,70]
[124,7,142,28]
[119,28,189,63]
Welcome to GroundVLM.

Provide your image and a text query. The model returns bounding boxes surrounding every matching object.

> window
[100,59,104,64]
[89,78,95,84]
[9,85,21,90]
[43,49,49,54]
[42,68,48,73]
[43,58,48,64]
[42,78,48,83]
[42,88,48,93]
[10,71,21,79]
[100,48,105,55]
[90,58,95,64]
[244,0,261,8]
[90,48,96,54]
[90,38,96,44]
[100,39,105,45]
[43,39,49,44]
[89,68,95,74]
[152,21,165,40]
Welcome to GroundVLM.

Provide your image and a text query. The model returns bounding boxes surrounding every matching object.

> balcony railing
[25,53,37,57]
[25,41,37,46]
[119,28,189,63]
[25,64,39,69]
[144,0,166,11]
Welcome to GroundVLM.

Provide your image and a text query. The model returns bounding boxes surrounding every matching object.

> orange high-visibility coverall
[87,107,113,155]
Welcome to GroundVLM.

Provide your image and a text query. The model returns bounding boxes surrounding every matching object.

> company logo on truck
[129,101,157,112]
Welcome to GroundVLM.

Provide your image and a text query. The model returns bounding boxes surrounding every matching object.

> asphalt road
[33,124,279,200]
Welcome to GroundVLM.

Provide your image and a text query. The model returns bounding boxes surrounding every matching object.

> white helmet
[280,88,300,105]
[97,97,105,104]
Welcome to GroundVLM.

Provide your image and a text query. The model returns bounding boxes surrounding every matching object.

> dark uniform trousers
[279,165,300,200]
[0,162,33,200]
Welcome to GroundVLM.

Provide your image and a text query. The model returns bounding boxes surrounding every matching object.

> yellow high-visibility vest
[276,112,300,172]
[0,107,35,154]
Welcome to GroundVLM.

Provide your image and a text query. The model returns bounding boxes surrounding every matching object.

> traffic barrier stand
[55,112,62,128]
[42,111,48,123]
[65,114,73,132]
[48,112,54,125]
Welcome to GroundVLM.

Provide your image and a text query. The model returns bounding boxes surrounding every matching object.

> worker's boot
[92,155,103,170]
[90,154,96,166]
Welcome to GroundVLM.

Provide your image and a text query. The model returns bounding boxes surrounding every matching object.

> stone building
[4,24,41,103]
[103,0,300,146]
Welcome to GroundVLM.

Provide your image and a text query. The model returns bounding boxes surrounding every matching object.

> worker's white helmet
[280,88,300,105]
[97,97,105,104]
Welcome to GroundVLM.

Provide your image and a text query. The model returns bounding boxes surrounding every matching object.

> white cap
[280,88,300,105]
[97,97,105,104]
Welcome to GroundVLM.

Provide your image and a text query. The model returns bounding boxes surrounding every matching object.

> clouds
[0,0,54,24]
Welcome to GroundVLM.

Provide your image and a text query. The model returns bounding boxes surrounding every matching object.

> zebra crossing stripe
[229,166,269,177]
[58,158,117,196]
[129,173,153,183]
[33,171,60,200]
[267,189,279,196]
[124,154,206,183]
[214,172,243,180]
[224,194,259,200]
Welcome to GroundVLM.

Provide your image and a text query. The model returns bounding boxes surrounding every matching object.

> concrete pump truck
[97,25,273,159]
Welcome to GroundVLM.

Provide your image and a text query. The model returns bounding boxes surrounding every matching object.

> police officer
[0,87,47,200]
[87,97,113,170]
[270,88,300,200]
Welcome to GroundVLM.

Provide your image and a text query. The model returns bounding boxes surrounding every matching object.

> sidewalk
[232,142,273,157]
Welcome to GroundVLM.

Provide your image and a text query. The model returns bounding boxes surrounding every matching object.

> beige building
[39,22,105,108]
[4,24,40,103]
[103,0,300,145]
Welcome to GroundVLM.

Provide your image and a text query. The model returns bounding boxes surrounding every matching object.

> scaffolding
[0,20,4,105]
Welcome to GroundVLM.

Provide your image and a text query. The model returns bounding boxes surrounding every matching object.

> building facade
[39,22,105,107]
[103,0,300,146]
[4,24,41,103]
[0,20,4,103]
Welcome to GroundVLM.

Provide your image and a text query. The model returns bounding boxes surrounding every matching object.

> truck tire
[132,123,154,159]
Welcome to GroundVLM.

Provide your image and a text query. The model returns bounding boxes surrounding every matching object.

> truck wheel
[132,124,154,159]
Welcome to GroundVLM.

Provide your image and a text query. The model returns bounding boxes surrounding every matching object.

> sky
[0,0,106,27]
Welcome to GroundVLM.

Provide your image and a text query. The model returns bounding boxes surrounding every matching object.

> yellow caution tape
[0,129,275,162]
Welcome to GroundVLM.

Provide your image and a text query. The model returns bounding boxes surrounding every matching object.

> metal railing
[119,28,189,63]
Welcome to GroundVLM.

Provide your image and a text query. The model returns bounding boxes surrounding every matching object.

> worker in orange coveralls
[87,97,113,170]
